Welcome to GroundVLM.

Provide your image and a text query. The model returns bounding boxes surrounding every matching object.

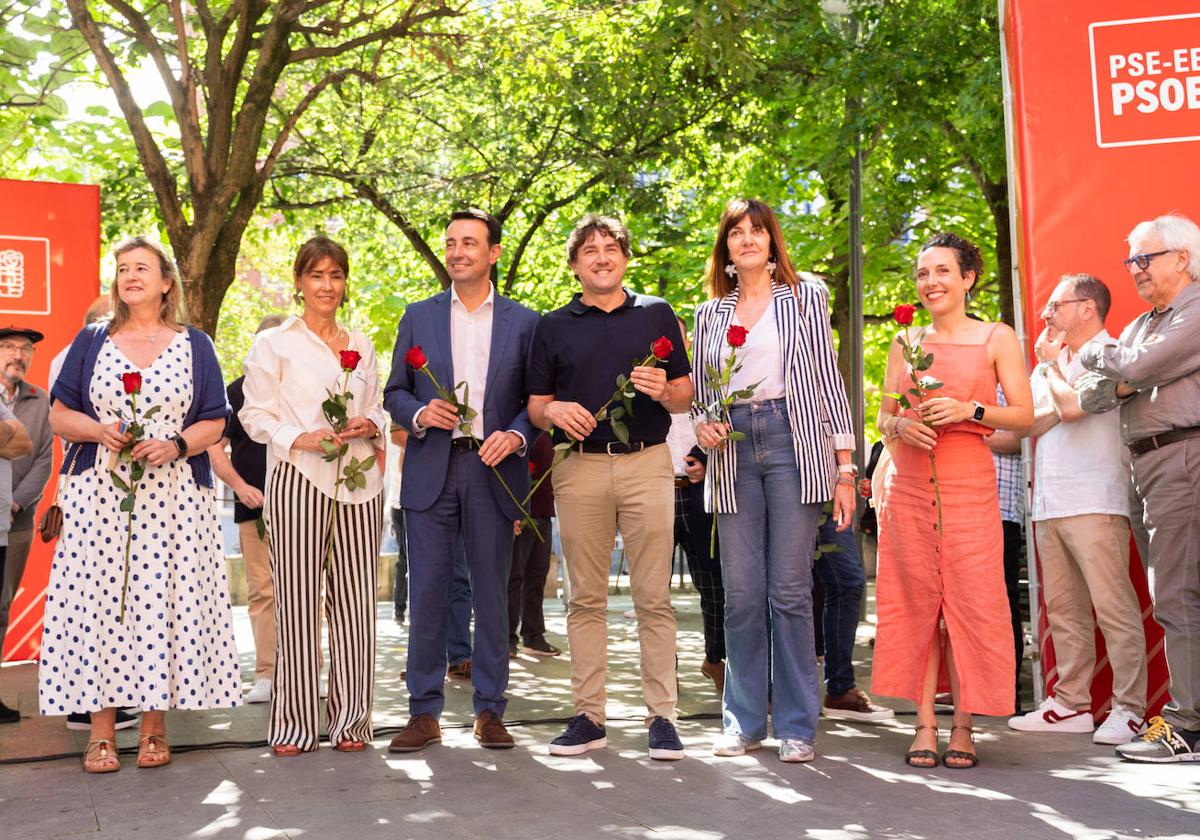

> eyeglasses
[0,342,34,355]
[1123,250,1173,271]
[1042,298,1088,314]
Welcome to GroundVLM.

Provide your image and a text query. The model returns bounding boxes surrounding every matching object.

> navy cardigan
[51,323,230,488]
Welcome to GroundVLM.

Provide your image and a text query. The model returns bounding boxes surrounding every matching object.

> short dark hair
[449,208,502,246]
[294,236,349,280]
[567,214,632,264]
[1064,272,1111,322]
[919,232,984,288]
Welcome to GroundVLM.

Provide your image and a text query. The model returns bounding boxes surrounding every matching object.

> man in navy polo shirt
[527,214,693,760]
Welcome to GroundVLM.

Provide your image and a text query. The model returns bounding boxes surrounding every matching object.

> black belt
[575,440,663,455]
[450,437,476,452]
[1128,426,1200,456]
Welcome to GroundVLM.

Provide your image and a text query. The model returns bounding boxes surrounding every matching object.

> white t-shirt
[666,413,697,476]
[1031,330,1129,522]
[728,305,786,403]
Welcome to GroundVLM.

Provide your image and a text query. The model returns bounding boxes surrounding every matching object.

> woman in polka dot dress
[42,237,238,773]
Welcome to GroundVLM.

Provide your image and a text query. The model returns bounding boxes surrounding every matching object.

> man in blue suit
[383,208,539,751]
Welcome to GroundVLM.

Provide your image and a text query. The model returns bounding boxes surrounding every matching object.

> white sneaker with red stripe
[1093,709,1144,745]
[1008,696,1094,734]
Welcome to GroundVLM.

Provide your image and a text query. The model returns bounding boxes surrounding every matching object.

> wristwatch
[171,434,189,458]
[836,463,859,476]
[971,401,986,422]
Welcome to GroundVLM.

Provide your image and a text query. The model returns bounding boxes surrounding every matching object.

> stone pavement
[1,592,1197,840]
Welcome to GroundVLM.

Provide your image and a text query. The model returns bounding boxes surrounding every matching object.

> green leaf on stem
[595,406,608,422]
[110,472,131,493]
[611,420,630,445]
[609,406,624,420]
[142,405,161,420]
[898,395,912,410]
[119,494,135,513]
[726,430,747,442]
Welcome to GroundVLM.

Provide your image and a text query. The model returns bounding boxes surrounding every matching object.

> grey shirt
[8,380,52,531]
[1078,281,1200,443]
[0,401,16,546]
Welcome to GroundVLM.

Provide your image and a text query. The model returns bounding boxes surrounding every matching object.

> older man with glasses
[0,326,50,724]
[1078,213,1200,763]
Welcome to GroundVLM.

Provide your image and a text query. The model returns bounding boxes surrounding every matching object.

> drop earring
[293,288,304,306]
[725,262,737,278]
[766,259,778,277]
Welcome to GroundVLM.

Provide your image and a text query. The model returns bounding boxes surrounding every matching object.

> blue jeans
[718,400,822,742]
[814,517,865,697]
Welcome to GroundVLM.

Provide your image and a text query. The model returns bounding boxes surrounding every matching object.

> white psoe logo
[0,250,24,298]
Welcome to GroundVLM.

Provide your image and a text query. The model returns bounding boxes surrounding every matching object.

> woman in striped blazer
[693,199,857,763]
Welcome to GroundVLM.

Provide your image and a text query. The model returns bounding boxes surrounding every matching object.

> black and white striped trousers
[266,461,383,750]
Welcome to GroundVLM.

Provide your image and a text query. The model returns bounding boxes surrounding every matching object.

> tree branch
[287,3,462,62]
[65,0,188,241]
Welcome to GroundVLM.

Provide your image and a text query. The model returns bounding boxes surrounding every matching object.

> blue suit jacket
[383,289,539,520]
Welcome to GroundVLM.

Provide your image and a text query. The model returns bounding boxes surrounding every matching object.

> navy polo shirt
[527,289,690,446]
[226,376,267,523]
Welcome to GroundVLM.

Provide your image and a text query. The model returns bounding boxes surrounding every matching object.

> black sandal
[905,724,940,768]
[943,725,978,769]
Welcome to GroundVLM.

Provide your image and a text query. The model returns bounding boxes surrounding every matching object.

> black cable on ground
[0,709,928,766]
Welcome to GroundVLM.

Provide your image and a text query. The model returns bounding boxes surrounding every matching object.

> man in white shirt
[1001,274,1147,745]
[384,209,539,752]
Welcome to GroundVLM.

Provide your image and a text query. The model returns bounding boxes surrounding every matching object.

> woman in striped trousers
[692,199,858,764]
[240,237,386,755]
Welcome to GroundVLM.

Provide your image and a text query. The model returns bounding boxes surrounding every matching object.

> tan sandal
[83,738,120,773]
[136,733,171,768]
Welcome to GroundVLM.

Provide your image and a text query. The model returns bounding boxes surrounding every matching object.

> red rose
[405,346,428,369]
[651,336,673,361]
[339,349,362,371]
[893,304,916,326]
[121,372,142,394]
[726,325,748,348]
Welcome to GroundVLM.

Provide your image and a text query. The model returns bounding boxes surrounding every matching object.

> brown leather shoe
[701,660,725,696]
[474,710,515,749]
[388,714,442,753]
[447,659,472,680]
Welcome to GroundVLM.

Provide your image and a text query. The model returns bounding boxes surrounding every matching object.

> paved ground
[1,591,1197,840]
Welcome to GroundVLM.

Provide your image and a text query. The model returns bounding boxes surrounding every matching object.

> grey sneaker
[778,739,815,763]
[712,732,762,756]
[1115,716,1199,763]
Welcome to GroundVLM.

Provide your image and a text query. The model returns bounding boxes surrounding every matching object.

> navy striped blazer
[691,280,855,512]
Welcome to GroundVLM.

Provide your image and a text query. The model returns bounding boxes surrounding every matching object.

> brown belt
[1128,426,1200,456]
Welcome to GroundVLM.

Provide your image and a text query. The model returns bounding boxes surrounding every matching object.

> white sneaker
[1093,709,1144,745]
[778,739,815,763]
[245,678,272,704]
[1008,696,1093,733]
[712,733,762,756]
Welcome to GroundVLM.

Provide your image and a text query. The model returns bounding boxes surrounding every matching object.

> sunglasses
[1122,250,1173,271]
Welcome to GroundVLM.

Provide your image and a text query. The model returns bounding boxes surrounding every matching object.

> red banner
[1003,1,1195,719]
[0,179,100,662]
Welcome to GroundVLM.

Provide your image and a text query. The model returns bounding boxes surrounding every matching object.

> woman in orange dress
[873,233,1032,768]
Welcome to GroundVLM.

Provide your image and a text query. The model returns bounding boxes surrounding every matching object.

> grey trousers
[1132,437,1200,731]
[0,528,33,658]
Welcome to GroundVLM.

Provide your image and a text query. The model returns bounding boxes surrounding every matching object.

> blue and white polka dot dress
[39,333,241,714]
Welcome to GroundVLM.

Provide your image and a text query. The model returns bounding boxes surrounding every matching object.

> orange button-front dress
[871,338,1016,717]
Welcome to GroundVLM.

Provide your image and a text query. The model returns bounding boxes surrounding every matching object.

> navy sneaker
[549,714,607,756]
[648,716,685,760]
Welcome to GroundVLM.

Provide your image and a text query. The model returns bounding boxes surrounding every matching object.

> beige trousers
[1036,513,1147,712]
[553,444,676,725]
[239,519,277,680]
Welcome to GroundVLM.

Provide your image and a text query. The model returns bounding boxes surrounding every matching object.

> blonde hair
[109,236,182,332]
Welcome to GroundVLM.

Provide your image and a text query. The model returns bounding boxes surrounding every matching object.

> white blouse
[727,306,786,402]
[240,316,386,503]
